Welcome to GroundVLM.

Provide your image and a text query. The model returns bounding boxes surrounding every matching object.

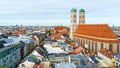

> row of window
[80,16,85,18]
[71,15,76,18]
[115,58,120,62]
[71,19,85,23]
[74,37,120,52]
[71,15,85,18]
[79,20,85,23]
[115,62,120,67]
[1,49,20,64]
[71,20,85,23]
[71,20,76,23]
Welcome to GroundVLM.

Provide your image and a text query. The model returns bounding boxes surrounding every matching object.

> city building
[12,29,26,35]
[96,48,115,67]
[70,8,77,39]
[18,50,42,68]
[0,35,35,68]
[114,53,120,67]
[70,8,85,39]
[19,35,34,56]
[51,26,70,40]
[0,43,22,68]
[30,35,39,46]
[43,43,98,68]
[70,8,120,53]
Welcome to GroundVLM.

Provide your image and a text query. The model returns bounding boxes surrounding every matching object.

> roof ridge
[74,24,119,42]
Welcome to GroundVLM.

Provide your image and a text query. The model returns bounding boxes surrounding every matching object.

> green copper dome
[79,9,85,12]
[71,8,77,12]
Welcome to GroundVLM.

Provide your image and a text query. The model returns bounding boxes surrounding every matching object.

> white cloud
[0,0,120,25]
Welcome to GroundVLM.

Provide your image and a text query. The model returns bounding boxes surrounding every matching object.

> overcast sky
[0,0,120,26]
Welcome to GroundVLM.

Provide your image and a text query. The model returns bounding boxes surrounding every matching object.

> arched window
[109,43,112,51]
[117,44,119,53]
[101,43,103,49]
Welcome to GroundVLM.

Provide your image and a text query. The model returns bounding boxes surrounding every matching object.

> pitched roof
[54,26,70,31]
[98,48,114,58]
[51,26,70,39]
[68,46,84,54]
[74,24,120,43]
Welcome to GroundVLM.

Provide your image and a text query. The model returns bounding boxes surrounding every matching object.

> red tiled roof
[19,29,26,34]
[13,30,19,34]
[51,26,70,33]
[68,46,84,54]
[32,63,44,68]
[40,63,44,68]
[74,24,120,43]
[50,29,54,33]
[55,26,70,31]
[51,26,70,39]
[70,42,75,46]
[32,64,39,68]
[86,52,94,56]
[31,35,36,40]
[12,29,26,34]
[98,48,114,58]
[54,33,62,39]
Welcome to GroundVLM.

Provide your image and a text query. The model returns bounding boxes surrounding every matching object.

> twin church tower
[70,8,85,39]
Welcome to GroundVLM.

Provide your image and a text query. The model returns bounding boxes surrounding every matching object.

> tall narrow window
[92,41,94,51]
[88,40,90,51]
[79,39,80,45]
[117,44,119,53]
[109,43,112,51]
[83,39,85,47]
[81,39,82,45]
[86,40,87,44]
[95,42,97,52]
[101,43,103,49]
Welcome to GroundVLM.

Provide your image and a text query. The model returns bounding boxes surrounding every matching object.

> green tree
[0,65,7,68]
